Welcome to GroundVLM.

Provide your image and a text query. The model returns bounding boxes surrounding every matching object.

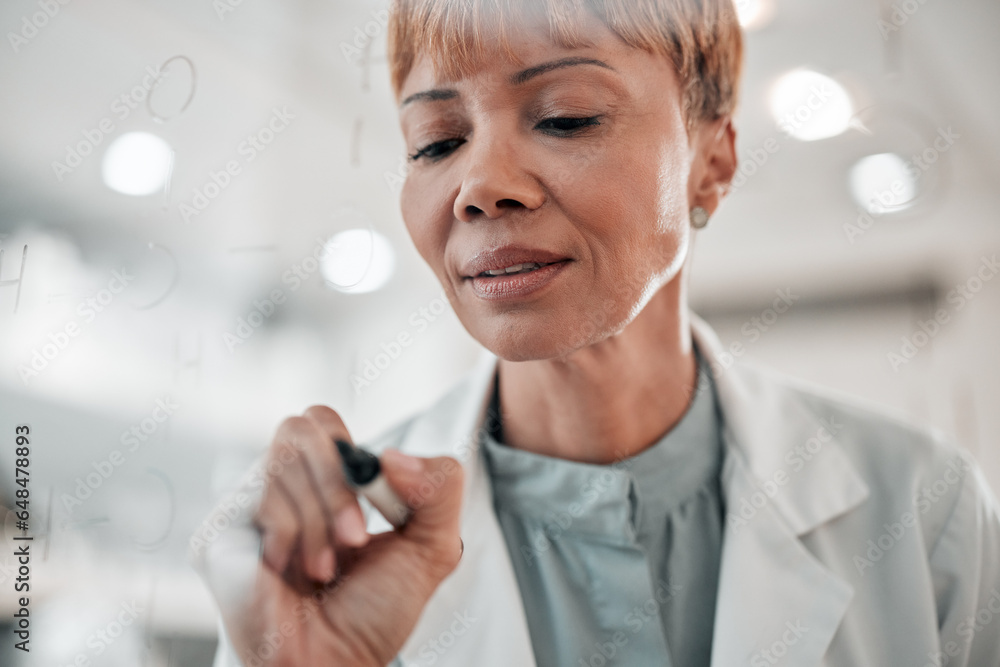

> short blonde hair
[387,0,744,132]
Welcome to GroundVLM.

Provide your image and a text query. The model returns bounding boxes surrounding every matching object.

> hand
[191,405,465,667]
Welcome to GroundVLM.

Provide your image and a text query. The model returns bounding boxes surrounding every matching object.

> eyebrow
[399,57,616,108]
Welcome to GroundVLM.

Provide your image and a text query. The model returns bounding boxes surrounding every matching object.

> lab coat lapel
[385,350,538,667]
[691,314,867,667]
[708,448,856,666]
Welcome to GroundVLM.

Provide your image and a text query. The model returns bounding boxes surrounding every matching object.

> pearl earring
[690,206,710,229]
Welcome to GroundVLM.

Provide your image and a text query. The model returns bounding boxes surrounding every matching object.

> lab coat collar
[691,311,871,536]
[385,311,869,667]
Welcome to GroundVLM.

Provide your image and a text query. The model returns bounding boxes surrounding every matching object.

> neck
[495,275,697,464]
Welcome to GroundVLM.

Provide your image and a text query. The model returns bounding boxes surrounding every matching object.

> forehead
[398,8,628,100]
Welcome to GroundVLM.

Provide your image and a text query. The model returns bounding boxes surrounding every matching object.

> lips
[460,246,572,279]
[460,246,574,301]
[477,261,560,277]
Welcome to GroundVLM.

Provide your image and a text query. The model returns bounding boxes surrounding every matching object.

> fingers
[253,411,368,585]
[254,480,299,575]
[251,406,463,590]
[271,437,336,582]
[301,406,370,546]
[379,451,466,578]
[255,417,353,582]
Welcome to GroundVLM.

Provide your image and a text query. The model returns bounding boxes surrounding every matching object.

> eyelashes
[535,116,602,133]
[408,138,465,162]
[408,115,603,163]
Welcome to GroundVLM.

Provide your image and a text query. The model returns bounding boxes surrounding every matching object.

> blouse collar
[481,348,723,545]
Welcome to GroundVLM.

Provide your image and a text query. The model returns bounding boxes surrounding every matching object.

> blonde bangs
[388,0,743,129]
[388,0,594,91]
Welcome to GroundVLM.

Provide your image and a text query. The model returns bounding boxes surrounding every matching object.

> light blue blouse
[480,351,725,666]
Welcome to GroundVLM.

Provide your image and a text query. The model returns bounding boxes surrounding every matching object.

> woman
[194,0,1000,665]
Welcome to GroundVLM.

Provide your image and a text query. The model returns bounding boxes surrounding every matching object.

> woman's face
[397,11,705,362]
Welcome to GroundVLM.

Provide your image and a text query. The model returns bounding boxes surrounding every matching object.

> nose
[452,132,545,222]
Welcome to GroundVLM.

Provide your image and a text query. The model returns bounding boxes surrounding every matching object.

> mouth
[460,246,573,280]
[459,246,573,300]
[474,261,565,278]
[464,260,572,301]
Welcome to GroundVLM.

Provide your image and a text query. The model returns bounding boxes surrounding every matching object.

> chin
[486,335,568,362]
[467,305,633,363]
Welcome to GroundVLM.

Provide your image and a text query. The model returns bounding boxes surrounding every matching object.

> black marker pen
[335,439,412,529]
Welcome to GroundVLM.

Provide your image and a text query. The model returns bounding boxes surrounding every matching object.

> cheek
[522,144,687,352]
[401,177,449,271]
[656,143,692,234]
[630,138,691,283]
[559,138,689,282]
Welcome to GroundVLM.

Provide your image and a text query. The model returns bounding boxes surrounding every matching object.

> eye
[408,138,466,162]
[536,116,602,134]
[406,116,601,162]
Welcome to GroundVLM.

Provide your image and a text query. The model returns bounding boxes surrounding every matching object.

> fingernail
[316,546,334,581]
[384,448,422,474]
[335,506,368,546]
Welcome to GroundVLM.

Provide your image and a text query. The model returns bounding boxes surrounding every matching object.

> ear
[688,116,737,216]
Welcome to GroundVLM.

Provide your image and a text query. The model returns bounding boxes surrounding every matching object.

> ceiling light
[735,0,775,30]
[770,70,854,141]
[101,132,173,196]
[321,229,395,294]
[849,153,917,214]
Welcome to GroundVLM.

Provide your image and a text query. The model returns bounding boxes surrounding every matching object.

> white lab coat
[204,314,1000,667]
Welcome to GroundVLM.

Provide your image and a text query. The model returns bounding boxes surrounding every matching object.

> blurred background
[0,0,997,664]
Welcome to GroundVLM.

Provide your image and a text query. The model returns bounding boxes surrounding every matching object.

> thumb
[380,449,464,559]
